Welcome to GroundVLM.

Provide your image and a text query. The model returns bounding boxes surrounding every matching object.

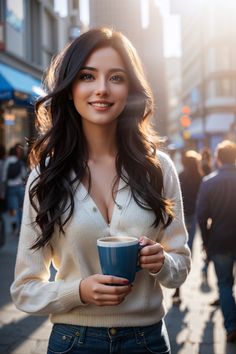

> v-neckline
[80,178,122,227]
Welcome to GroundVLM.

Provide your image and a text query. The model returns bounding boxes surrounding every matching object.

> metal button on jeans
[109,328,117,335]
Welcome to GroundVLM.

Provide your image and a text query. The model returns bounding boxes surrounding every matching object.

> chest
[82,160,119,225]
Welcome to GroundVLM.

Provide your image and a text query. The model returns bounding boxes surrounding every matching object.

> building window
[5,0,25,58]
[72,0,79,10]
[206,47,216,74]
[216,45,231,70]
[207,78,234,98]
[0,0,5,21]
[42,10,57,66]
[206,45,232,74]
[221,79,233,96]
[25,0,42,65]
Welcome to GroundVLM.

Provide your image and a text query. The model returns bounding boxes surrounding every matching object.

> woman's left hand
[139,236,165,274]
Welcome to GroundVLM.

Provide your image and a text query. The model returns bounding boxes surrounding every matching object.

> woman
[11,27,191,354]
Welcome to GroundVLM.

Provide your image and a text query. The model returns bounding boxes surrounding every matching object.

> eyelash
[79,73,94,81]
[78,72,125,83]
[110,75,125,83]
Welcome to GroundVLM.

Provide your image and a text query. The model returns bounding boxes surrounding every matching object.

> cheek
[117,87,129,104]
[72,87,84,102]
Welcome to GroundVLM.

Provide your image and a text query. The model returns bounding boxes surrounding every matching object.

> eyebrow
[80,66,127,74]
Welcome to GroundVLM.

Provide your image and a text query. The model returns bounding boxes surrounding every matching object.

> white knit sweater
[10,151,191,327]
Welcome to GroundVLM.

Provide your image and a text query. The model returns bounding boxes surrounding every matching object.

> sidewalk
[0,226,235,354]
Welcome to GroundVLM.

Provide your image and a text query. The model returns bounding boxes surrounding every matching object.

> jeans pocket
[47,328,76,354]
[142,322,171,354]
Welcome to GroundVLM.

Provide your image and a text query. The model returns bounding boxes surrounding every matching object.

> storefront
[185,114,236,152]
[0,62,43,152]
[205,113,235,151]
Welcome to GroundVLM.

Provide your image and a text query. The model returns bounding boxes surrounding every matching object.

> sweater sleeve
[151,152,191,288]
[10,168,85,315]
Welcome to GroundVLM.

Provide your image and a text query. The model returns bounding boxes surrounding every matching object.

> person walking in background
[15,142,28,170]
[172,150,202,304]
[10,27,191,354]
[200,147,212,176]
[0,144,6,247]
[200,146,213,285]
[197,140,236,343]
[2,144,27,236]
[179,150,202,251]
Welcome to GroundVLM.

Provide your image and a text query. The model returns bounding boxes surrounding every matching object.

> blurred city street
[0,216,235,354]
[1,1,236,353]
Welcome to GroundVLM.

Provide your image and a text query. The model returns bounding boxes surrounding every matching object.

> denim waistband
[52,321,163,343]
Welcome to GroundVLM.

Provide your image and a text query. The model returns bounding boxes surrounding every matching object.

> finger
[96,274,130,286]
[99,283,132,295]
[140,243,163,256]
[140,254,164,265]
[93,292,130,306]
[139,236,155,246]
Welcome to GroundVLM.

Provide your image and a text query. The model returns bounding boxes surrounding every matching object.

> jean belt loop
[133,326,145,345]
[78,326,87,344]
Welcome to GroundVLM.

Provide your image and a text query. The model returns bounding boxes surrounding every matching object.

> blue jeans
[185,213,197,252]
[47,320,171,354]
[211,253,236,333]
[6,184,24,227]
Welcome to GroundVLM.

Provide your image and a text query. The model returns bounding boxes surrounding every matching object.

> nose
[94,77,109,96]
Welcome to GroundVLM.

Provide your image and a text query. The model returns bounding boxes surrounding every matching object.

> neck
[82,122,118,161]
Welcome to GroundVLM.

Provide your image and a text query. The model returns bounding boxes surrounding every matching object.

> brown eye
[110,75,125,83]
[79,73,94,81]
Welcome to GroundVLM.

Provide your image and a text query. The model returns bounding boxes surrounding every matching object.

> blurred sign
[182,130,191,139]
[180,115,191,127]
[4,112,15,126]
[181,105,191,114]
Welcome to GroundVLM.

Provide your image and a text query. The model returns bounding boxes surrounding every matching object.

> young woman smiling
[11,27,191,354]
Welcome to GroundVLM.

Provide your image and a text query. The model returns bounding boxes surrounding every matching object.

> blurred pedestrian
[0,144,6,247]
[15,142,28,171]
[10,27,191,354]
[197,140,236,343]
[200,147,212,176]
[2,144,27,236]
[172,150,202,304]
[179,150,202,251]
[199,146,213,286]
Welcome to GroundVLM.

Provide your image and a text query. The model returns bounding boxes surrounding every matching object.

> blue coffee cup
[97,236,142,283]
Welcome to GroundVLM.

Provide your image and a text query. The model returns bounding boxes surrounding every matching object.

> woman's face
[71,46,129,127]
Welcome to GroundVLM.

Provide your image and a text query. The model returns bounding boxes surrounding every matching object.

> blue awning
[0,62,43,104]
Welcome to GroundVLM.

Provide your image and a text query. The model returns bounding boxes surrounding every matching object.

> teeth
[91,102,112,107]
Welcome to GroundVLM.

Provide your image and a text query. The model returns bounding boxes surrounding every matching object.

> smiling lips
[89,101,114,110]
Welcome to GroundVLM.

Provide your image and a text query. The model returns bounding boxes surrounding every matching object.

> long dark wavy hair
[29,27,174,250]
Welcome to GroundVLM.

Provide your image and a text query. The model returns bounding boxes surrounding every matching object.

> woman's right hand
[79,274,132,306]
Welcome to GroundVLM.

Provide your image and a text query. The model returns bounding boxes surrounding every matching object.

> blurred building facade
[171,0,236,151]
[0,0,63,152]
[166,57,183,149]
[66,0,88,40]
[88,0,168,136]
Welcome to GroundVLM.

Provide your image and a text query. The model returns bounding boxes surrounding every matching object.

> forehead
[84,46,126,70]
